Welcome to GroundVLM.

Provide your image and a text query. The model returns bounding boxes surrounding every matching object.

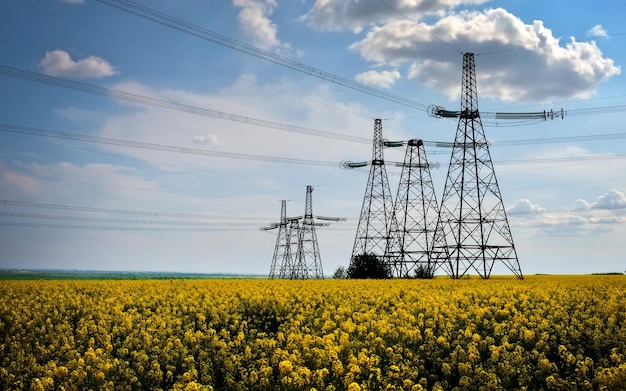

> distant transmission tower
[385,139,441,278]
[293,185,324,279]
[268,200,289,279]
[350,118,396,264]
[431,53,523,279]
[266,187,333,279]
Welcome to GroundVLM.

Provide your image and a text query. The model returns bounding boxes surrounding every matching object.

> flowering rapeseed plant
[0,276,625,390]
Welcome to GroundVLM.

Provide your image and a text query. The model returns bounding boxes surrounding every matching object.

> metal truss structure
[430,53,523,279]
[385,139,441,278]
[294,185,324,279]
[267,186,326,279]
[349,118,397,265]
[268,200,290,279]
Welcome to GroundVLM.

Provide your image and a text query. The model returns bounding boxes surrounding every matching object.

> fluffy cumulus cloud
[587,24,608,38]
[233,0,287,51]
[355,69,401,88]
[39,50,117,79]
[299,0,489,33]
[349,8,620,102]
[509,189,626,236]
[507,198,544,217]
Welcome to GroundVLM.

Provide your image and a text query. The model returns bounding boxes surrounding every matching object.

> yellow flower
[347,382,361,391]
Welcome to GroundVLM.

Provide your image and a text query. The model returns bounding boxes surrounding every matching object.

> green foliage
[347,253,391,279]
[413,264,435,279]
[332,266,347,279]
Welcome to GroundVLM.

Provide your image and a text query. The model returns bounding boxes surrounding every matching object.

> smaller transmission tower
[266,186,341,279]
[268,200,289,278]
[385,139,441,278]
[293,185,324,279]
[350,118,396,265]
[431,53,522,279]
[284,218,301,278]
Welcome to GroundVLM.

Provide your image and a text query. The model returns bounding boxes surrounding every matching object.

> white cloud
[587,24,608,38]
[349,8,620,102]
[39,50,117,79]
[355,69,401,88]
[233,0,288,52]
[509,189,626,237]
[299,0,489,33]
[193,134,222,146]
[507,198,544,217]
[60,0,84,4]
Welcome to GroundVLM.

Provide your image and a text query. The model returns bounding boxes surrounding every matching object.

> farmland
[1,276,625,390]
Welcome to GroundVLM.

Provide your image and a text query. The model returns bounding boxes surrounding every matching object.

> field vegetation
[1,276,625,390]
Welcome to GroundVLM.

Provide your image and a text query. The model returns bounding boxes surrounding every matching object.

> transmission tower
[431,53,523,279]
[350,118,397,265]
[265,187,335,279]
[293,185,324,279]
[284,218,301,278]
[268,200,289,279]
[385,139,441,278]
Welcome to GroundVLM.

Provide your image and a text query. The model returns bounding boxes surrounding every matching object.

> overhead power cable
[0,65,371,145]
[3,123,626,172]
[0,221,250,232]
[0,199,270,221]
[10,0,371,120]
[0,123,341,167]
[0,211,260,227]
[95,0,431,111]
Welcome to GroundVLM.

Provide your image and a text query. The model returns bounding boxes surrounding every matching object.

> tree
[347,253,391,279]
[413,264,434,279]
[333,266,347,279]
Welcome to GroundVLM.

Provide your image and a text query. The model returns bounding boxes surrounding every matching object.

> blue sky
[1,0,625,275]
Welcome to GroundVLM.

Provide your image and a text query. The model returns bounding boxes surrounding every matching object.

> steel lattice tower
[350,118,397,264]
[268,201,300,279]
[385,139,441,278]
[284,218,301,278]
[268,200,289,278]
[293,185,324,279]
[431,53,523,279]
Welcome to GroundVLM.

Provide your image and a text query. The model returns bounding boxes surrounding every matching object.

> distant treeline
[0,269,266,280]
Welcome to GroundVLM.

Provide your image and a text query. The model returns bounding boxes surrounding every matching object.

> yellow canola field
[1,276,625,391]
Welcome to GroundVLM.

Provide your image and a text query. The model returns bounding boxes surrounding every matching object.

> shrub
[347,253,391,279]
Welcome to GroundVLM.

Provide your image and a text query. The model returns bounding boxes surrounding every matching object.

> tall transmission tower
[385,139,441,278]
[431,53,523,279]
[293,185,324,279]
[350,118,397,264]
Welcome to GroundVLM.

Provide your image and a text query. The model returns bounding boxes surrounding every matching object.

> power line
[476,31,626,57]
[0,221,252,232]
[95,0,431,111]
[0,123,342,167]
[0,65,372,145]
[0,199,270,221]
[10,0,371,120]
[3,123,626,173]
[0,211,261,227]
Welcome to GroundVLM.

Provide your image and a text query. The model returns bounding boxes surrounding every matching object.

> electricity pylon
[385,139,441,278]
[266,186,341,279]
[349,118,397,265]
[293,185,324,279]
[268,200,289,278]
[431,53,523,279]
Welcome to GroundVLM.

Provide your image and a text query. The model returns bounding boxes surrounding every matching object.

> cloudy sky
[1,0,625,276]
